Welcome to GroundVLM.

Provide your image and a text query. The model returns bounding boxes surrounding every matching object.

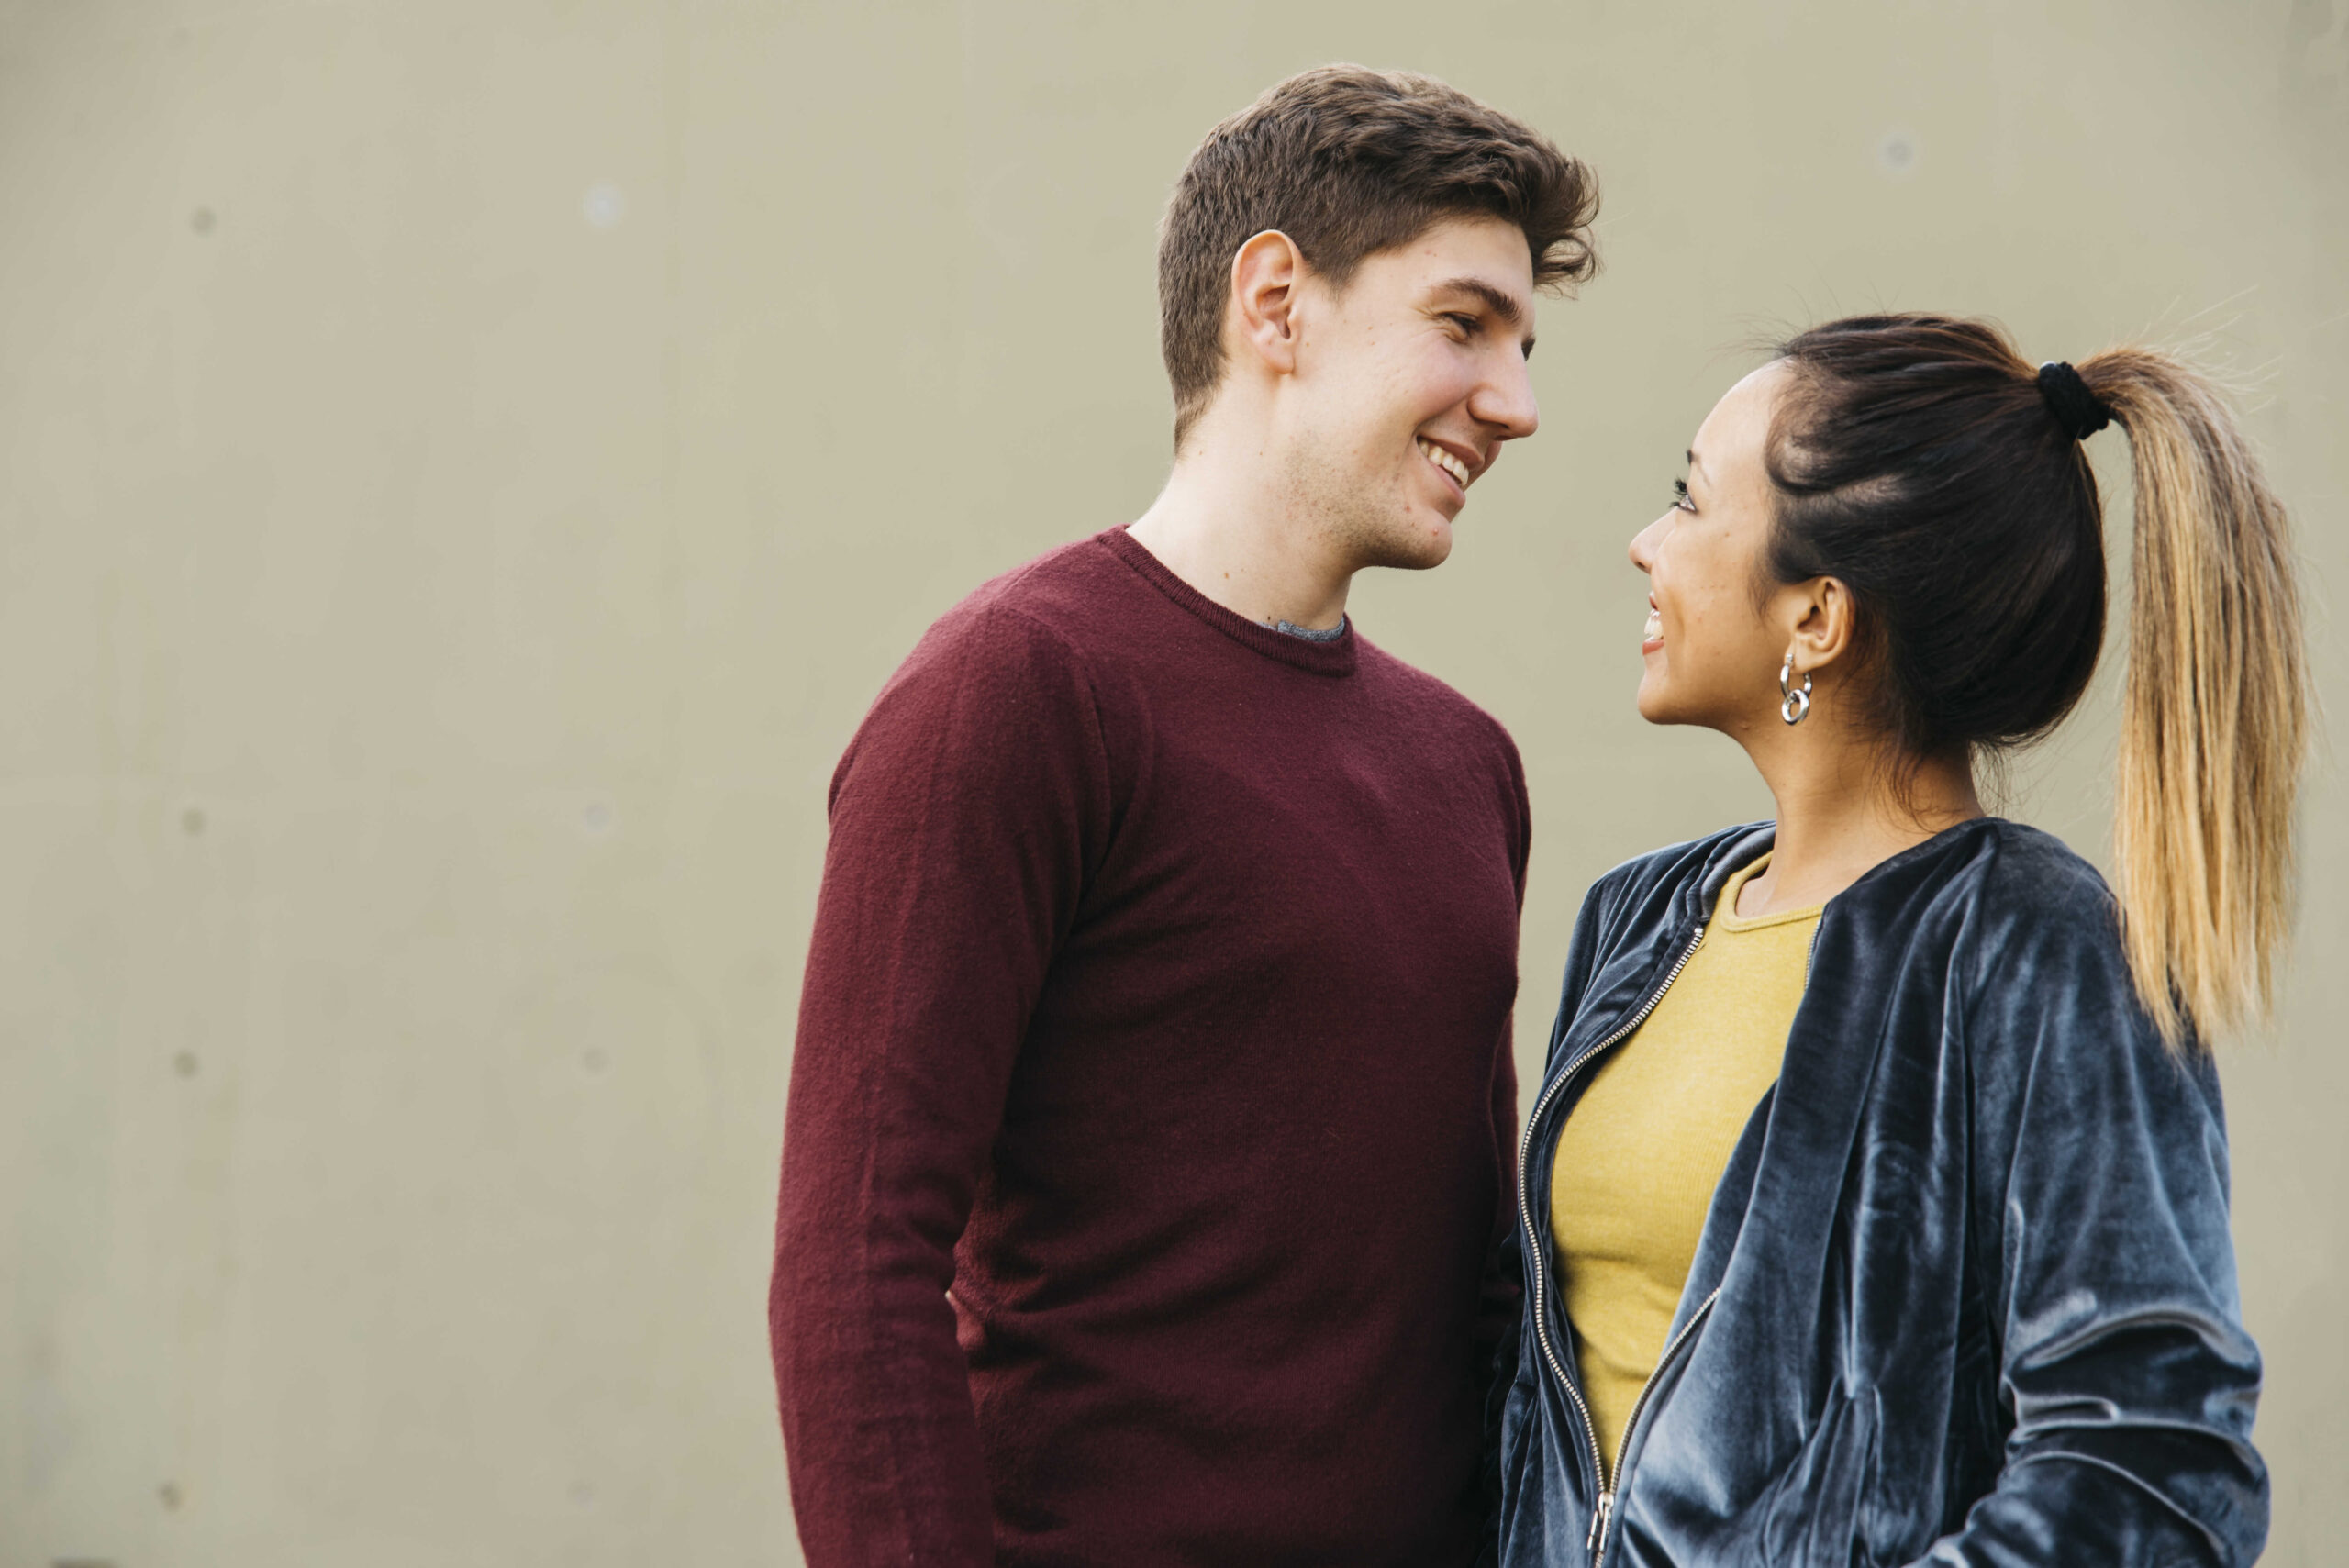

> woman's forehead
[1694,361,1789,463]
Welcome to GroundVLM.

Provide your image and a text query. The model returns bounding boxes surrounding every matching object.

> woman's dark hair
[1765,313,2308,1049]
[1765,317,2107,756]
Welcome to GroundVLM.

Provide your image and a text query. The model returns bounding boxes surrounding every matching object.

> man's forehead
[1389,217,1535,305]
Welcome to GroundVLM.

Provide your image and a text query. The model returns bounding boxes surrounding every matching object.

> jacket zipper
[1516,920,1708,1559]
[1584,911,1816,1562]
[1588,1286,1721,1565]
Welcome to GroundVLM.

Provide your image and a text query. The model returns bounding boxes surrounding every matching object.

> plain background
[1,1,2343,1562]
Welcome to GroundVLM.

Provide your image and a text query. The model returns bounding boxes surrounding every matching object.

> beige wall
[1,1,2341,1562]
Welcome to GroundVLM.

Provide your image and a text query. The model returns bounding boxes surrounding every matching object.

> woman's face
[1628,361,1798,735]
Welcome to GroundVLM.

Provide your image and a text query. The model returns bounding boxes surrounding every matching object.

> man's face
[1280,215,1542,572]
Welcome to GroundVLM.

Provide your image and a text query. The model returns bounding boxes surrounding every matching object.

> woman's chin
[1633,684,1712,730]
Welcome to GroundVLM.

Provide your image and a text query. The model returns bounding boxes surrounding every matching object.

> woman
[1495,315,2303,1567]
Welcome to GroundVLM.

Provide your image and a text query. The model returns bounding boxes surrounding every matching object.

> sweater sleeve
[1479,737,1534,1351]
[1473,740,1532,1564]
[771,603,1113,1568]
[1911,880,2268,1567]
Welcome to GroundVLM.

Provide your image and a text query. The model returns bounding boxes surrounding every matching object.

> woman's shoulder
[1895,820,2184,1051]
[1917,817,2121,932]
[1976,816,2108,889]
[1816,818,2129,996]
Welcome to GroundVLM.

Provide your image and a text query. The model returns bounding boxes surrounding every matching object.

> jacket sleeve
[769,605,1112,1568]
[1913,888,2268,1567]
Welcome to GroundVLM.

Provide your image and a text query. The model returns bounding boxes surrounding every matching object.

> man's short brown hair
[1158,66,1598,446]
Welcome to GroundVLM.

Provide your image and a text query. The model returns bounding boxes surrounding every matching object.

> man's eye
[1445,313,1479,335]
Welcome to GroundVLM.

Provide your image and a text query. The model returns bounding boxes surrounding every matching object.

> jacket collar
[1687,823,1778,925]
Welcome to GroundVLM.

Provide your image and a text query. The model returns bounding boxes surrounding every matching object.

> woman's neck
[1736,736,1984,918]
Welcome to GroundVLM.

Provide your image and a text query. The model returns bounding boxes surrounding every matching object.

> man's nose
[1470,352,1540,441]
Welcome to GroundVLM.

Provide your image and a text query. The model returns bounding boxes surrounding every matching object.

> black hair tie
[2037,361,2112,441]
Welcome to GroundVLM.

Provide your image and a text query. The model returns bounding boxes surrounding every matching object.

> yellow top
[1548,852,1822,1473]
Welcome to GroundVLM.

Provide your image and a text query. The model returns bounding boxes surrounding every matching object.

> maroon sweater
[772,528,1530,1567]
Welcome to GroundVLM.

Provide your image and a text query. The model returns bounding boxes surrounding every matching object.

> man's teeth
[1418,439,1470,487]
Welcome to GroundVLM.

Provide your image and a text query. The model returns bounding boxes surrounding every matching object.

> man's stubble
[1280,428,1453,577]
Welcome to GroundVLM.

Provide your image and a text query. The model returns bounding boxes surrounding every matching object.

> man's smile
[1416,436,1482,500]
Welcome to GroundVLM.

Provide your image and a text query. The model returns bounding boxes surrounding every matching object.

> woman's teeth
[1418,439,1470,487]
[1643,611,1663,642]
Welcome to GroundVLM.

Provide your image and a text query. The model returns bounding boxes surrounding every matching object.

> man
[773,65,1597,1567]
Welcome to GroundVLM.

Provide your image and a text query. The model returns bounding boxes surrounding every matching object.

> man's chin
[1353,516,1455,572]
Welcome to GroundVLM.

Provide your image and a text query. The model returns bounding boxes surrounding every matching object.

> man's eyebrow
[1433,276,1526,329]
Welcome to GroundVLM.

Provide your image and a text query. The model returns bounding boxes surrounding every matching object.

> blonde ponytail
[2078,350,2310,1049]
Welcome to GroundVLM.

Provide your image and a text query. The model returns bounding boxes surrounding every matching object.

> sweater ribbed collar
[1098,526,1359,677]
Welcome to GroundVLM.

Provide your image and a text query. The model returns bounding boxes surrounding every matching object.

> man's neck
[1125,445,1353,634]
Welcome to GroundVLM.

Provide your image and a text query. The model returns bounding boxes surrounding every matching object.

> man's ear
[1788,576,1858,676]
[1228,229,1306,378]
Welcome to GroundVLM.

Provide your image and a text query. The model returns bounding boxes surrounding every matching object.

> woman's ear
[1228,229,1305,377]
[1789,576,1857,675]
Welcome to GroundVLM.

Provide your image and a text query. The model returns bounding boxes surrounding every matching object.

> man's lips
[1416,436,1483,496]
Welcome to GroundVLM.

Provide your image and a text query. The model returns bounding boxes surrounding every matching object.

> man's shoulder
[889,530,1138,680]
[945,529,1135,637]
[839,536,1135,798]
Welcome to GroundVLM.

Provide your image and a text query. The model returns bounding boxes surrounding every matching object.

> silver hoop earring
[1779,656,1811,726]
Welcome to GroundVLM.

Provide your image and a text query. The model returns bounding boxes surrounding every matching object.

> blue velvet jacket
[1495,818,2266,1568]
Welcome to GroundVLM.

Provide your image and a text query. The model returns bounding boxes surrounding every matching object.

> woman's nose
[1629,516,1664,573]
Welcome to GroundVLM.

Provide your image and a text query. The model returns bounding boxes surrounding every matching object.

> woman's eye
[1672,478,1696,512]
